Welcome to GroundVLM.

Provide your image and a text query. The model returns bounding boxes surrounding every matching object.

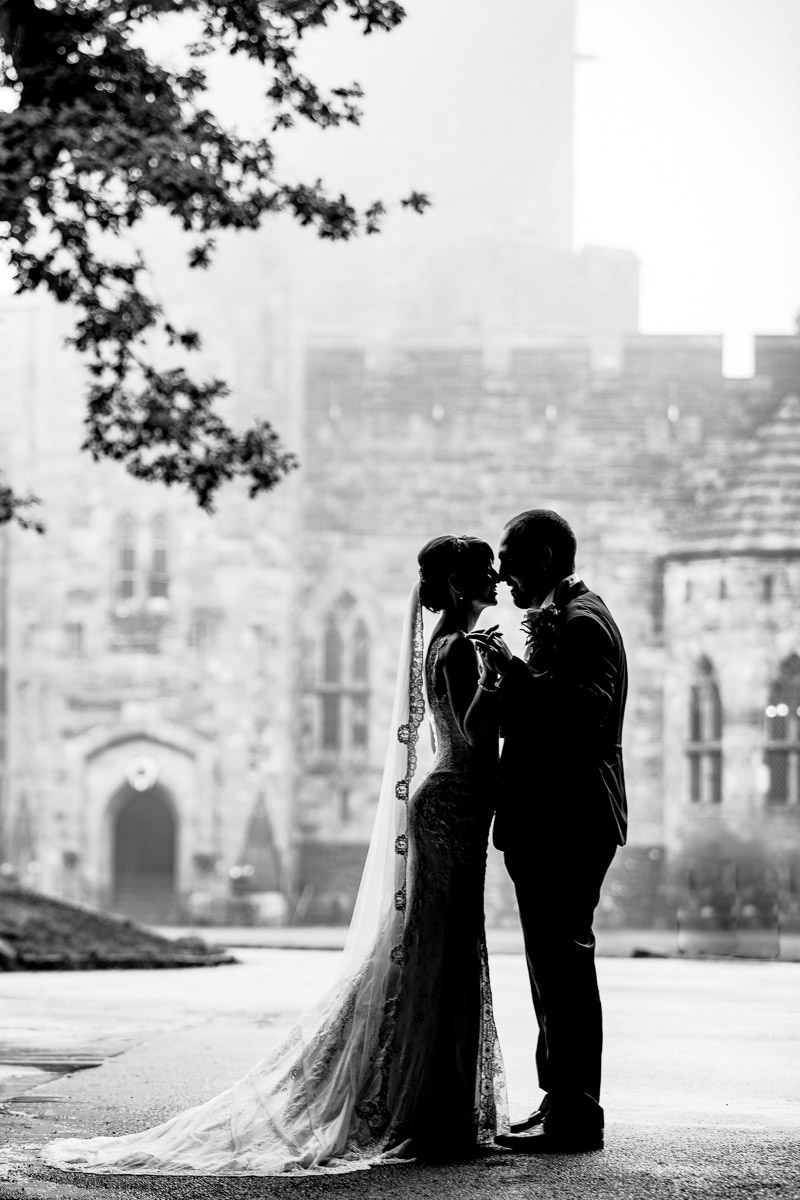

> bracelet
[478,679,500,694]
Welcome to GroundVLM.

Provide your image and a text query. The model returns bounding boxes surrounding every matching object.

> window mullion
[341,691,350,757]
[135,521,148,604]
[700,750,711,806]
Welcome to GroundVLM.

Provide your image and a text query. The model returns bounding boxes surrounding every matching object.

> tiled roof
[672,393,800,556]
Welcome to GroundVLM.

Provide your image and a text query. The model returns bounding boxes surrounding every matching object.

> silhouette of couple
[42,509,627,1175]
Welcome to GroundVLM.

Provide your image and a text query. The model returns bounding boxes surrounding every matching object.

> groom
[472,509,627,1154]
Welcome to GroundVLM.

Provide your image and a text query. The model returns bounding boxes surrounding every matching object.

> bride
[42,535,509,1176]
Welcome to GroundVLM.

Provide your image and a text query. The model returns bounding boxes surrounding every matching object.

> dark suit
[495,578,627,1122]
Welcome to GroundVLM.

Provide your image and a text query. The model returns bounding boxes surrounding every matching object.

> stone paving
[0,950,798,1199]
[149,923,800,960]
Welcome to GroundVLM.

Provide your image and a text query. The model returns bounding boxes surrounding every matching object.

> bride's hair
[417,535,494,613]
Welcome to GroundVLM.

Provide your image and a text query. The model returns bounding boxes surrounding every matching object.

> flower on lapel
[521,604,563,661]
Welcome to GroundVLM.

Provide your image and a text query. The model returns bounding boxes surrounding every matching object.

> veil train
[41,586,431,1176]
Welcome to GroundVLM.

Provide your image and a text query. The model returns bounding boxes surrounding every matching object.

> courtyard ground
[0,948,798,1200]
[150,921,800,960]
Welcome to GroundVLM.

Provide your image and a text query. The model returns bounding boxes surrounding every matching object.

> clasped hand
[467,625,512,682]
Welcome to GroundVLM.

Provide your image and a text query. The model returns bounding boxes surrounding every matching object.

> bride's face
[467,561,499,612]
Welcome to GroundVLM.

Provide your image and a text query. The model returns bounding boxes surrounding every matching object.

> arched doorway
[110,782,178,923]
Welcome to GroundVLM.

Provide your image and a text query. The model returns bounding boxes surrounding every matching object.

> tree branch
[0,0,426,524]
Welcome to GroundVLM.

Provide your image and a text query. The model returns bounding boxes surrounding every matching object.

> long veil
[40,585,428,1176]
[340,582,425,973]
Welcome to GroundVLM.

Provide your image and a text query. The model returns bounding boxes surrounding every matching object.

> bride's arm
[440,634,499,748]
[462,630,512,746]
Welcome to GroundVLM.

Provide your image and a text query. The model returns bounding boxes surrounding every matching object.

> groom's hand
[468,629,513,678]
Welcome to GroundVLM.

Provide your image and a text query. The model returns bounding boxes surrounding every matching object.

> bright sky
[2,1,798,376]
[575,0,800,373]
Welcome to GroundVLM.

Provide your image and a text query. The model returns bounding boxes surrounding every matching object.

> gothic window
[64,622,84,657]
[764,654,800,806]
[112,511,171,616]
[686,657,722,804]
[113,513,138,606]
[762,574,774,602]
[352,618,369,683]
[231,794,282,894]
[350,619,370,751]
[316,602,371,758]
[188,607,222,653]
[11,790,37,866]
[320,616,344,751]
[148,514,169,602]
[189,611,209,652]
[324,616,343,681]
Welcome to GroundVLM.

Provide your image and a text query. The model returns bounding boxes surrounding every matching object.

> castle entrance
[110,780,178,923]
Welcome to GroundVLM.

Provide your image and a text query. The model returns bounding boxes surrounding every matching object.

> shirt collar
[531,573,579,613]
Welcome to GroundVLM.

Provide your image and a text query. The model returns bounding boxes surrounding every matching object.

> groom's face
[498,531,551,609]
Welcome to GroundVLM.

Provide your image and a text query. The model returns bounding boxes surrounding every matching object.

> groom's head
[498,510,577,609]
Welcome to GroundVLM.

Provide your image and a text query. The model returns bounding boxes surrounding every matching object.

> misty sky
[575,0,800,373]
[2,1,799,376]
[271,0,800,373]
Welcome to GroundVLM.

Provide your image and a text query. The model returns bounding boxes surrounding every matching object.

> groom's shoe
[495,1123,604,1155]
[498,1096,604,1154]
[508,1094,551,1134]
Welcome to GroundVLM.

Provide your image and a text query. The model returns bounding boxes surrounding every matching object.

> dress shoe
[495,1123,603,1154]
[508,1094,551,1134]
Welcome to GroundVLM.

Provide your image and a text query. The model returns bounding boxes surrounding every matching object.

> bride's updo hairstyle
[417,535,494,613]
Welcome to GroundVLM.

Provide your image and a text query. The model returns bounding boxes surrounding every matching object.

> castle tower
[134,0,634,352]
[662,394,800,921]
[268,0,638,349]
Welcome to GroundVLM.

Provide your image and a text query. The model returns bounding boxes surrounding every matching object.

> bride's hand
[468,628,512,677]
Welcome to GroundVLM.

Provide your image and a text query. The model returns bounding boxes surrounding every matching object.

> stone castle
[1,0,798,930]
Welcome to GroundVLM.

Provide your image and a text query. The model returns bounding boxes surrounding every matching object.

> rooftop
[670,393,800,557]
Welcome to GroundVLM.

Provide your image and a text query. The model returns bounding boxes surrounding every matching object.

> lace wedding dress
[41,589,508,1176]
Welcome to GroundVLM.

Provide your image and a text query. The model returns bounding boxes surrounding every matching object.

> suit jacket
[493,579,628,851]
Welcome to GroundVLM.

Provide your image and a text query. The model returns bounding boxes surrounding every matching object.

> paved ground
[152,923,800,959]
[0,950,798,1199]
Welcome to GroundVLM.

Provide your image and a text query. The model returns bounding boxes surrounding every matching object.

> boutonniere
[521,605,563,659]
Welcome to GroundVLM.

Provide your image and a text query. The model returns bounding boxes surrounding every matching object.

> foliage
[0,474,44,531]
[0,0,428,527]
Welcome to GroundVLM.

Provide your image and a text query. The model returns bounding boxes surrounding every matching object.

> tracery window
[764,654,800,806]
[320,616,344,751]
[350,618,370,751]
[188,607,222,653]
[64,622,84,657]
[113,513,138,606]
[316,598,371,758]
[686,656,722,804]
[112,511,171,614]
[148,513,170,601]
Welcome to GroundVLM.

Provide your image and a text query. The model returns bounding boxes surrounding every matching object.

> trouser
[505,829,618,1113]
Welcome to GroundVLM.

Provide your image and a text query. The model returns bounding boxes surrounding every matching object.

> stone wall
[3,296,799,928]
[293,334,795,925]
[0,301,298,919]
[662,553,800,927]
